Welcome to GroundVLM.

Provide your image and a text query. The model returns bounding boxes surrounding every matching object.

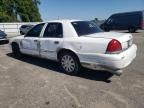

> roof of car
[44,19,83,23]
[21,24,34,27]
[111,10,143,16]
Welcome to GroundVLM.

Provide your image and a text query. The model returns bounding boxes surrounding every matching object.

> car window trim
[71,21,102,36]
[24,23,45,38]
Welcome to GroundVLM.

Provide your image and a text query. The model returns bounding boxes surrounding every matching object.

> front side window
[25,23,45,37]
[71,21,102,36]
[106,18,113,24]
[43,23,63,38]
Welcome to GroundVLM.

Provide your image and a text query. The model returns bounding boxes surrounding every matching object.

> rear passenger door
[40,23,63,60]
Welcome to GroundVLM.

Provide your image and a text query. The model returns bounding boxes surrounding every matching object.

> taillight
[106,39,122,53]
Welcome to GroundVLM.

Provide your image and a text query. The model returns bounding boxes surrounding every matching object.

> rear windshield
[71,21,102,36]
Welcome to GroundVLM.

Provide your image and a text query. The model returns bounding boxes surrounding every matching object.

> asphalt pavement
[0,31,144,108]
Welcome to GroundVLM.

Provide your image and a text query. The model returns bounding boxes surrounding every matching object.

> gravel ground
[0,31,144,108]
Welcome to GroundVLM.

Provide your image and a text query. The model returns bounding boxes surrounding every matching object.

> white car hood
[10,35,24,44]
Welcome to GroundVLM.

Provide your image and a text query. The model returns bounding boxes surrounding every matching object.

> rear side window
[71,21,102,36]
[25,23,45,37]
[43,23,63,38]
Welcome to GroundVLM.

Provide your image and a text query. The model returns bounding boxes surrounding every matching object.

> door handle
[54,41,59,44]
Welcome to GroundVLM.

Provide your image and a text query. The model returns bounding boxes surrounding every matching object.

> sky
[39,0,144,21]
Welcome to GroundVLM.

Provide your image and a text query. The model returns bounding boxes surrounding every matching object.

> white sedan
[10,20,137,76]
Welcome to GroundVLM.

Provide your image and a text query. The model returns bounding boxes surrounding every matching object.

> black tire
[11,43,22,58]
[128,27,136,33]
[103,26,110,32]
[59,52,80,75]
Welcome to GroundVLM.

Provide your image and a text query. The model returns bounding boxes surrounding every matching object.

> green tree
[33,0,40,6]
[0,0,42,22]
[0,0,14,22]
[0,12,12,22]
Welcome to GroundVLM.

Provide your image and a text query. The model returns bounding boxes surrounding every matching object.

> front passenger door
[21,23,45,56]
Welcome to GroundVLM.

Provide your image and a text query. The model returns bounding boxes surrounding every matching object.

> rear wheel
[128,27,136,33]
[11,43,22,58]
[59,52,80,75]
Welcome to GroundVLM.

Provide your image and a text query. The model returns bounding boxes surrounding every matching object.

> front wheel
[103,26,110,32]
[11,43,22,58]
[20,31,24,35]
[59,52,80,75]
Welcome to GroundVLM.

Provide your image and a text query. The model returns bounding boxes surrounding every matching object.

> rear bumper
[80,44,137,75]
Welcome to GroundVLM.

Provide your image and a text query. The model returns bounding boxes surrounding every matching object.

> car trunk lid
[83,32,133,51]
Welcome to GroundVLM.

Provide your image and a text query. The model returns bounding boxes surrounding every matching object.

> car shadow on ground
[123,31,140,33]
[113,31,141,33]
[7,53,114,83]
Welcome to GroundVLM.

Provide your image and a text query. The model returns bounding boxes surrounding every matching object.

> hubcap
[61,55,76,73]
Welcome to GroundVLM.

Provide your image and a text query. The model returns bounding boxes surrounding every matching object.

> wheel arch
[128,25,137,33]
[128,25,136,28]
[57,48,80,63]
[11,41,18,45]
[11,41,19,47]
[11,41,21,51]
